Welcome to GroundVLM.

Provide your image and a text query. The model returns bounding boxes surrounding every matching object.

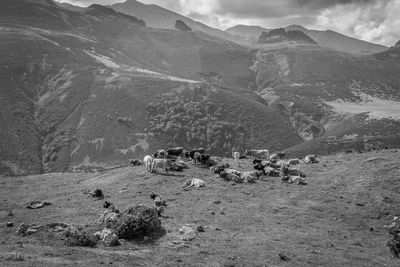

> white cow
[143,155,154,172]
[232,152,241,167]
[184,178,205,188]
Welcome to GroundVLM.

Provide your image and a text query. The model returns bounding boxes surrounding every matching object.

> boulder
[100,205,162,240]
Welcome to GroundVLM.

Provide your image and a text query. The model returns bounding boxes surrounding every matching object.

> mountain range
[0,0,399,175]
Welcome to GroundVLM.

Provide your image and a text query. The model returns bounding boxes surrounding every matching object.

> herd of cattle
[130,147,319,185]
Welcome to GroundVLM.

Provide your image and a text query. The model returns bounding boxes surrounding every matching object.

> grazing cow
[187,148,205,159]
[166,147,185,158]
[245,149,270,159]
[232,152,241,167]
[154,150,166,159]
[143,155,154,172]
[130,159,143,166]
[194,153,210,166]
[304,155,318,164]
[287,159,300,165]
[184,178,205,188]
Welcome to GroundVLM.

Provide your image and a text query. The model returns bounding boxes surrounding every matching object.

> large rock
[175,20,192,32]
[99,205,162,240]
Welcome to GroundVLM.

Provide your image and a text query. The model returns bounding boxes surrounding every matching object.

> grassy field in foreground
[1,149,400,266]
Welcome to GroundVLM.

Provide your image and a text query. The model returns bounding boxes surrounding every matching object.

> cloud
[54,0,400,46]
[315,0,400,46]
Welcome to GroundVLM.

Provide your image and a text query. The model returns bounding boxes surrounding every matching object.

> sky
[55,0,400,47]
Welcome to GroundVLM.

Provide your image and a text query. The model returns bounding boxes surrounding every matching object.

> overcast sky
[55,0,400,47]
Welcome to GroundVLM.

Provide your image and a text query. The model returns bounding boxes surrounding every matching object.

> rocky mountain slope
[109,0,240,43]
[0,0,302,175]
[226,24,387,54]
[252,38,400,151]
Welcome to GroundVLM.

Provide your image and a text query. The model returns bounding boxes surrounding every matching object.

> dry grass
[1,149,400,266]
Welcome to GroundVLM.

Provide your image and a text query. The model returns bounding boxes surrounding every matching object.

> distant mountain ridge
[226,24,387,55]
[258,28,317,44]
[109,0,239,43]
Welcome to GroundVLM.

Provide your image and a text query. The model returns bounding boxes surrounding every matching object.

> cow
[186,148,205,159]
[240,171,263,183]
[166,147,185,158]
[269,154,278,163]
[282,176,307,185]
[151,158,173,174]
[150,192,167,216]
[219,171,243,183]
[225,168,242,177]
[154,150,166,159]
[193,153,210,167]
[130,159,143,166]
[232,152,241,167]
[184,178,205,188]
[304,155,318,164]
[245,149,270,159]
[210,163,230,174]
[280,165,306,178]
[287,159,300,165]
[143,155,154,172]
[263,166,280,177]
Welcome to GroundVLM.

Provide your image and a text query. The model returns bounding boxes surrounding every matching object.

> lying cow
[166,147,185,158]
[287,159,300,165]
[186,148,205,159]
[219,171,243,183]
[280,165,306,178]
[151,158,173,174]
[184,178,205,188]
[130,159,143,166]
[282,176,307,185]
[264,166,280,177]
[245,149,270,159]
[304,155,318,164]
[240,171,263,183]
[210,163,230,174]
[225,168,242,177]
[143,155,154,172]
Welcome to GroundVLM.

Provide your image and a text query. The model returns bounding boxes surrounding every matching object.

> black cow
[166,147,185,158]
[194,153,210,166]
[187,148,205,159]
[154,149,166,158]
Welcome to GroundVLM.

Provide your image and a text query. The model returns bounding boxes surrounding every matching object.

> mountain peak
[258,28,316,44]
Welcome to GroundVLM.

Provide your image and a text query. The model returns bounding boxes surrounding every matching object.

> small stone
[197,226,205,232]
[6,222,13,227]
[278,253,291,261]
[15,223,29,236]
[213,200,221,204]
[26,228,38,235]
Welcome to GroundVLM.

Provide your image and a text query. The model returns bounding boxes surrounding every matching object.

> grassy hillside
[1,150,400,266]
[0,0,301,175]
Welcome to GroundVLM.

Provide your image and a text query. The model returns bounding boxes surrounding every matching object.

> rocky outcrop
[175,20,192,32]
[258,28,317,44]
